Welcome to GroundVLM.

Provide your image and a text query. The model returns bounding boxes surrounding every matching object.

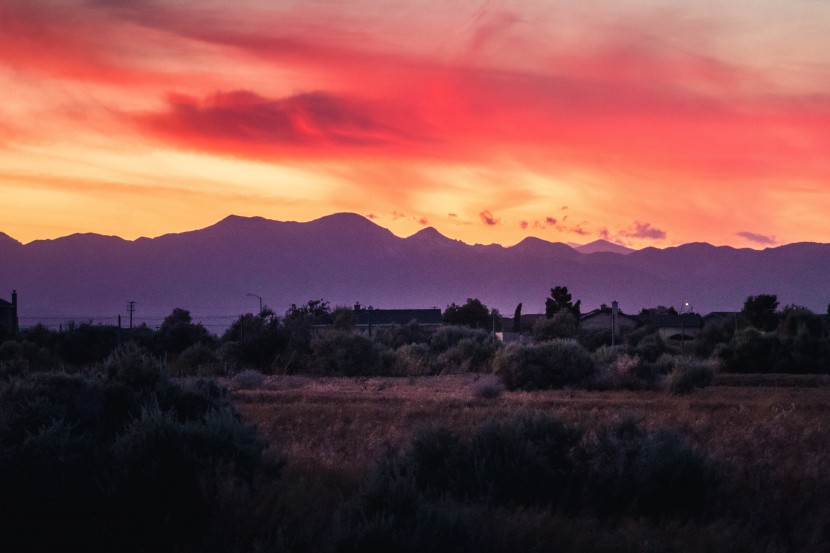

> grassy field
[231,375,830,552]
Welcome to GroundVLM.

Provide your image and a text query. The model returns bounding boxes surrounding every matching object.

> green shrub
[591,353,659,391]
[668,358,716,394]
[331,458,478,553]
[172,341,222,376]
[532,311,578,341]
[374,322,431,349]
[105,343,165,391]
[393,343,435,376]
[471,375,505,399]
[404,415,583,507]
[582,419,717,519]
[0,354,276,551]
[231,369,266,390]
[428,326,489,354]
[493,340,595,390]
[435,336,498,373]
[309,331,388,376]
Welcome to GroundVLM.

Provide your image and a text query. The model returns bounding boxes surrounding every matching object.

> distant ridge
[1,213,828,317]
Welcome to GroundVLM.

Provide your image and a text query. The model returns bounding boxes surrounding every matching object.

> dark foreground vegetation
[0,291,828,550]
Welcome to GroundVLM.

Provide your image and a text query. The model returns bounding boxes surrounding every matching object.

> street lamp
[679,301,692,354]
[246,293,263,315]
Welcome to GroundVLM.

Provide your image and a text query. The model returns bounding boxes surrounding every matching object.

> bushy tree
[158,308,211,355]
[545,286,581,320]
[443,298,492,329]
[308,331,387,376]
[532,311,578,341]
[221,309,285,370]
[742,294,779,331]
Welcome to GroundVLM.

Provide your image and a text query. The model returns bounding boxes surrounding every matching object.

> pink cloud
[479,210,500,226]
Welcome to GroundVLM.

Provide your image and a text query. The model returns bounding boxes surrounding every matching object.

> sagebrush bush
[591,353,659,391]
[493,340,595,390]
[231,368,266,390]
[0,347,277,552]
[428,326,491,354]
[404,415,583,506]
[471,375,505,399]
[172,342,222,376]
[435,336,498,373]
[105,343,165,390]
[309,331,389,375]
[393,343,434,376]
[331,457,478,553]
[582,419,717,518]
[668,358,716,394]
[355,414,717,523]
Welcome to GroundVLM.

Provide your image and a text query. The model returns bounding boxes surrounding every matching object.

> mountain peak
[575,239,634,255]
[0,232,22,249]
[510,236,578,256]
[308,212,394,236]
[406,226,456,246]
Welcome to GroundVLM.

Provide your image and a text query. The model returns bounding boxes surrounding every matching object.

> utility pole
[127,301,136,329]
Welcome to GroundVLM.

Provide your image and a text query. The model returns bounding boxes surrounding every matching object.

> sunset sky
[2,0,829,248]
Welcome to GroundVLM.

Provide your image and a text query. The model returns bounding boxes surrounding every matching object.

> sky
[2,0,829,249]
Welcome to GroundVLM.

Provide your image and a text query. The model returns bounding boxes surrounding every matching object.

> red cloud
[479,210,500,226]
[135,90,425,159]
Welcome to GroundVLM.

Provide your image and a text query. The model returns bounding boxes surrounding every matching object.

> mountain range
[1,213,828,320]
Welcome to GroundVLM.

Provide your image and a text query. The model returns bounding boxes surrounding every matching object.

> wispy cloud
[619,221,667,240]
[737,231,777,246]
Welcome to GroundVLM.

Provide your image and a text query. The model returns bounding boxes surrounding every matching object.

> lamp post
[246,293,263,315]
[679,301,691,355]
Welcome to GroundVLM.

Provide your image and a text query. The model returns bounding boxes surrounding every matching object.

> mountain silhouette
[1,214,828,318]
[575,239,635,255]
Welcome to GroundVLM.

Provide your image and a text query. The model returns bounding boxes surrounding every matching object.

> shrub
[435,336,498,373]
[493,340,595,390]
[668,358,716,394]
[172,342,222,376]
[471,375,505,399]
[532,311,578,341]
[404,415,583,507]
[309,331,388,376]
[0,356,276,551]
[633,332,674,362]
[582,419,717,519]
[716,327,781,373]
[374,322,431,349]
[393,343,435,376]
[591,353,659,391]
[105,343,165,391]
[231,369,266,390]
[331,458,478,553]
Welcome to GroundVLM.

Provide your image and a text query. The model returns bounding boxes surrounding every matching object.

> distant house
[0,290,18,335]
[643,313,703,341]
[702,311,740,329]
[354,307,443,332]
[580,303,640,333]
[500,314,547,333]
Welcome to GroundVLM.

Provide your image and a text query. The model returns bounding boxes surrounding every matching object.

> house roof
[0,298,12,308]
[702,311,739,320]
[355,308,442,326]
[580,307,639,322]
[645,313,703,329]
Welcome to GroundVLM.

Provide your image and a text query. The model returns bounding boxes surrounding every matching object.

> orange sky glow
[2,0,829,248]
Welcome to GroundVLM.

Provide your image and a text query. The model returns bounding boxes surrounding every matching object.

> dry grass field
[231,375,830,552]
